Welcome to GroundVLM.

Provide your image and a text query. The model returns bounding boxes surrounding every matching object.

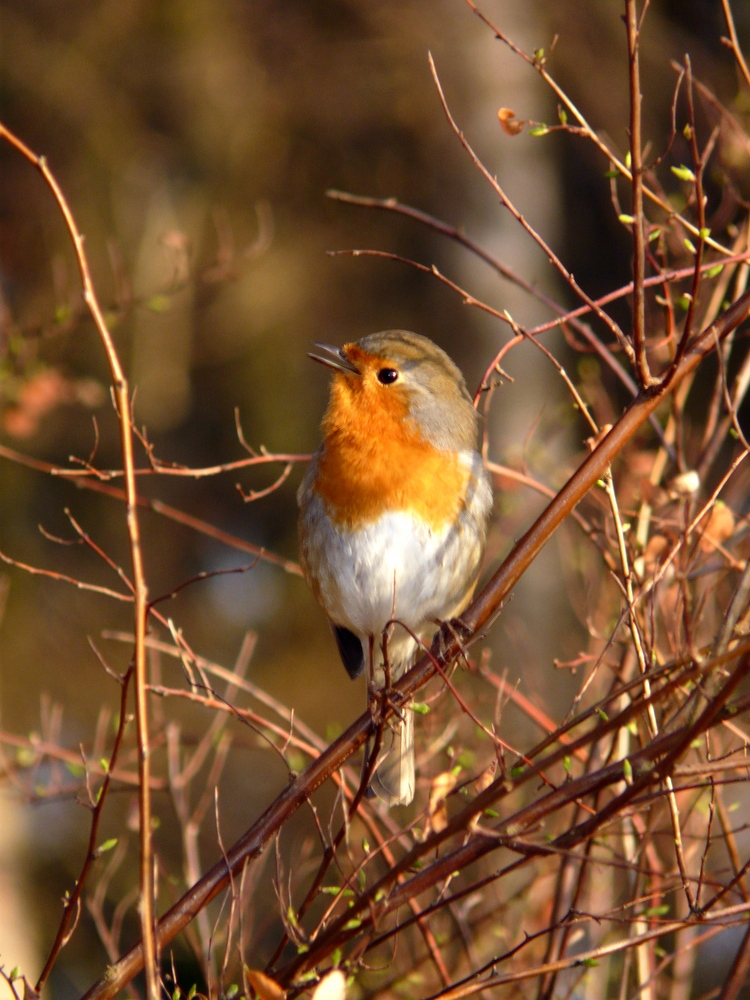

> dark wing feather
[332,625,364,679]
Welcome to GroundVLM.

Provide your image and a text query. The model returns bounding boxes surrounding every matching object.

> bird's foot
[434,616,473,666]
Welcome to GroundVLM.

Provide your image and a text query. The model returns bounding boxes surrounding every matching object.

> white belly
[299,452,492,665]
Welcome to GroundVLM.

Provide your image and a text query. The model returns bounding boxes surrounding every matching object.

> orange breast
[314,372,470,530]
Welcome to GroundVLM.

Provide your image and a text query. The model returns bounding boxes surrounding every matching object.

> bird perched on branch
[298,331,492,806]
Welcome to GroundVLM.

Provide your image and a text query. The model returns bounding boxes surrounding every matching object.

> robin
[298,330,492,806]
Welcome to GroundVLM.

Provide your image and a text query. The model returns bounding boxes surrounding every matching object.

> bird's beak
[308,342,360,375]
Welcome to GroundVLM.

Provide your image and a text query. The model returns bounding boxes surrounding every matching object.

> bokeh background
[0,0,749,996]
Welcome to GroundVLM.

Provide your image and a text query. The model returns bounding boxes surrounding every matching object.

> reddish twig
[720,0,750,91]
[626,0,653,387]
[35,668,134,991]
[0,443,303,577]
[0,122,159,999]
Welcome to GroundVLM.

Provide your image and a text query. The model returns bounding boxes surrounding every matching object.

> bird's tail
[363,637,417,806]
[365,707,414,806]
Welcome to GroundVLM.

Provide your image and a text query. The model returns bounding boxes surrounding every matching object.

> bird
[298,330,492,806]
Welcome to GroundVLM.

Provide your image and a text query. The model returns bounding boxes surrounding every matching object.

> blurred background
[0,0,748,996]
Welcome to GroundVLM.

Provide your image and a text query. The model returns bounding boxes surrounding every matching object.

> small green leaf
[188,985,197,999]
[321,885,339,894]
[225,985,239,999]
[529,125,549,137]
[16,747,36,767]
[374,889,385,902]
[146,294,171,313]
[54,304,72,324]
[510,765,524,778]
[598,708,609,722]
[644,904,669,916]
[484,808,499,818]
[618,214,635,225]
[671,164,696,182]
[357,869,366,890]
[361,837,370,853]
[699,227,711,240]
[297,944,309,954]
[706,264,724,279]
[411,702,430,715]
[683,237,697,254]
[623,758,633,785]
[344,919,362,931]
[563,756,572,775]
[648,228,661,242]
[683,123,693,140]
[100,758,109,773]
[97,837,118,855]
[678,293,692,310]
[332,948,342,968]
[172,989,181,1000]
[581,958,599,968]
[558,107,568,125]
[604,168,620,178]
[9,968,19,981]
[325,720,343,742]
[625,151,632,169]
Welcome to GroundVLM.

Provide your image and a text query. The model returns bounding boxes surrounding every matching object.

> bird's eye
[377,367,399,385]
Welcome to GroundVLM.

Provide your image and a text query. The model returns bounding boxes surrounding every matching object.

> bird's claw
[434,616,473,663]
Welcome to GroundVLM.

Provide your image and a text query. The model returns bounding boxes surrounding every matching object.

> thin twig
[0,121,160,999]
[626,0,653,387]
[720,0,750,91]
[35,669,134,991]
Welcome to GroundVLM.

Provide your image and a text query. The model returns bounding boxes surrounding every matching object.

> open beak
[308,342,360,375]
